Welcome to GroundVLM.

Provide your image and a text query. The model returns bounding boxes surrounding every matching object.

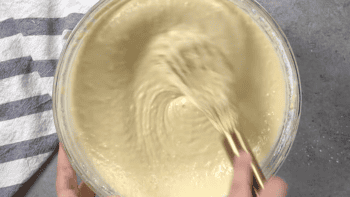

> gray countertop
[23,0,350,196]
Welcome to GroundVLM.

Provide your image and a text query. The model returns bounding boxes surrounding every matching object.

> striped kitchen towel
[0,0,99,196]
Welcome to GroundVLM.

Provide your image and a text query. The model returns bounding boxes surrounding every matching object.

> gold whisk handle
[223,130,266,196]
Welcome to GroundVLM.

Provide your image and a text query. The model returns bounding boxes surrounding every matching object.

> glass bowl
[52,0,302,196]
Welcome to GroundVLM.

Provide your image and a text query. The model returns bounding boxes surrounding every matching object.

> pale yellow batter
[69,0,286,196]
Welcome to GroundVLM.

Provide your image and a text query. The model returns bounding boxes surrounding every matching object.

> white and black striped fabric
[0,0,99,196]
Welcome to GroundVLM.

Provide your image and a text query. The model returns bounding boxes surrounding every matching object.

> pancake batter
[69,0,286,196]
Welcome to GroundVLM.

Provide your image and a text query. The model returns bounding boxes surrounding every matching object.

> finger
[259,176,288,197]
[229,150,253,197]
[56,142,79,197]
[78,181,96,197]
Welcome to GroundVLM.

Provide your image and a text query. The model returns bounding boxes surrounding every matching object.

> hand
[229,151,288,197]
[56,142,97,197]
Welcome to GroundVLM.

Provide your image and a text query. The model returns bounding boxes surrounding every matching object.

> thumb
[78,181,96,197]
[229,150,253,197]
[259,176,288,197]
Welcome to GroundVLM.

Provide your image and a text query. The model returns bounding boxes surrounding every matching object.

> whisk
[193,96,267,196]
[157,32,266,195]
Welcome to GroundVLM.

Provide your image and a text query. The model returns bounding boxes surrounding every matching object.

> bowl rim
[53,0,302,196]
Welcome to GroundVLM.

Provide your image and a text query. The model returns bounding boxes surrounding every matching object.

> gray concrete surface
[23,0,350,196]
